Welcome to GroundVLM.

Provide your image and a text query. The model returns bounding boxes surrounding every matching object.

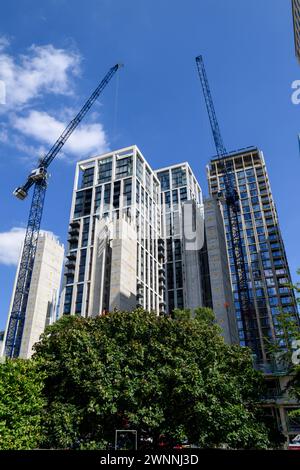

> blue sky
[0,0,299,330]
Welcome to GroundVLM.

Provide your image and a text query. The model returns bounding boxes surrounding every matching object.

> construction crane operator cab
[28,166,47,183]
[13,167,47,200]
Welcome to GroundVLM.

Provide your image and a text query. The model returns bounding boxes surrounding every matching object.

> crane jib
[6,63,122,358]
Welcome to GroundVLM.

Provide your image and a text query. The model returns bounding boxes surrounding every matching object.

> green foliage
[0,359,45,449]
[33,308,277,449]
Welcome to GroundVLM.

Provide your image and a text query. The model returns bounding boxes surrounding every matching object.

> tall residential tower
[60,146,165,317]
[207,147,299,361]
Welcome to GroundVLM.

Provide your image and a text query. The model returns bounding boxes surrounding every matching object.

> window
[103,184,111,211]
[167,263,174,289]
[81,218,90,247]
[175,261,183,288]
[75,284,84,314]
[172,167,186,188]
[157,170,170,190]
[78,249,87,282]
[172,189,178,205]
[165,191,171,210]
[145,167,151,190]
[269,297,279,307]
[63,286,73,314]
[123,178,132,206]
[113,181,121,209]
[180,187,187,201]
[80,167,94,188]
[116,155,133,178]
[136,154,144,182]
[174,240,181,260]
[74,189,92,218]
[98,157,112,183]
[94,186,102,213]
[177,289,184,309]
[167,239,173,261]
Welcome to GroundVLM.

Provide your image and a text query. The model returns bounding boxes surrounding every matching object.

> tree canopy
[0,359,45,450]
[32,308,278,449]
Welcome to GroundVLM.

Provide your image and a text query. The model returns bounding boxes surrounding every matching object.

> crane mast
[4,63,122,358]
[195,55,260,358]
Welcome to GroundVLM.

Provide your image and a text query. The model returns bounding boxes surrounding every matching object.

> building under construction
[207,147,299,363]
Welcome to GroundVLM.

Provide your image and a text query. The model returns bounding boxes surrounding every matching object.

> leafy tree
[34,308,280,449]
[0,359,45,449]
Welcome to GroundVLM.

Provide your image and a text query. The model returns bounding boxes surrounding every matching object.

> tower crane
[195,55,259,358]
[5,63,123,358]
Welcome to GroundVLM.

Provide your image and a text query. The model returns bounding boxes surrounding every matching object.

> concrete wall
[89,218,111,317]
[109,217,137,311]
[19,233,64,358]
[182,200,205,310]
[204,197,239,344]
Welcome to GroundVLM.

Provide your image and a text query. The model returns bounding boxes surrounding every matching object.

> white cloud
[13,110,108,158]
[0,227,59,266]
[0,227,25,265]
[0,40,80,109]
[0,36,10,52]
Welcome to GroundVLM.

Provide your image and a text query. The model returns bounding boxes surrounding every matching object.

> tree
[34,308,280,449]
[0,359,45,450]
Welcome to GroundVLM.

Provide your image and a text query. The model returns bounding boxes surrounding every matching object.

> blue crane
[195,55,260,358]
[5,63,123,358]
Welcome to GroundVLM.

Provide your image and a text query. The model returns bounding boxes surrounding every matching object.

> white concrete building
[60,145,164,317]
[2,232,64,358]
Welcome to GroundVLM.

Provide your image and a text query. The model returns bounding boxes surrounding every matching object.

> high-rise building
[156,163,238,344]
[59,145,165,318]
[1,232,64,358]
[156,163,203,312]
[207,147,299,361]
[292,0,300,63]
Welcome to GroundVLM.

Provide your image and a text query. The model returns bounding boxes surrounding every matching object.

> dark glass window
[80,167,94,188]
[94,186,102,213]
[175,261,183,288]
[172,167,186,188]
[63,286,73,314]
[81,218,90,247]
[74,189,92,218]
[180,187,187,201]
[75,284,84,314]
[123,178,132,206]
[174,240,181,260]
[167,263,174,289]
[78,249,87,282]
[98,157,112,183]
[157,171,170,190]
[116,156,133,178]
[113,181,121,208]
[136,155,144,182]
[177,289,184,309]
[103,184,111,211]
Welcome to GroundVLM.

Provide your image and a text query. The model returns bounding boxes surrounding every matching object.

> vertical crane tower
[5,63,123,358]
[195,55,260,358]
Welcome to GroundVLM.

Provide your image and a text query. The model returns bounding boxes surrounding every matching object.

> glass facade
[156,163,202,313]
[207,148,299,360]
[62,146,163,317]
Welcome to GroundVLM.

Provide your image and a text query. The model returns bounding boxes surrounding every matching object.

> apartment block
[2,232,64,358]
[156,163,238,343]
[156,163,203,312]
[60,146,164,317]
[207,147,299,361]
